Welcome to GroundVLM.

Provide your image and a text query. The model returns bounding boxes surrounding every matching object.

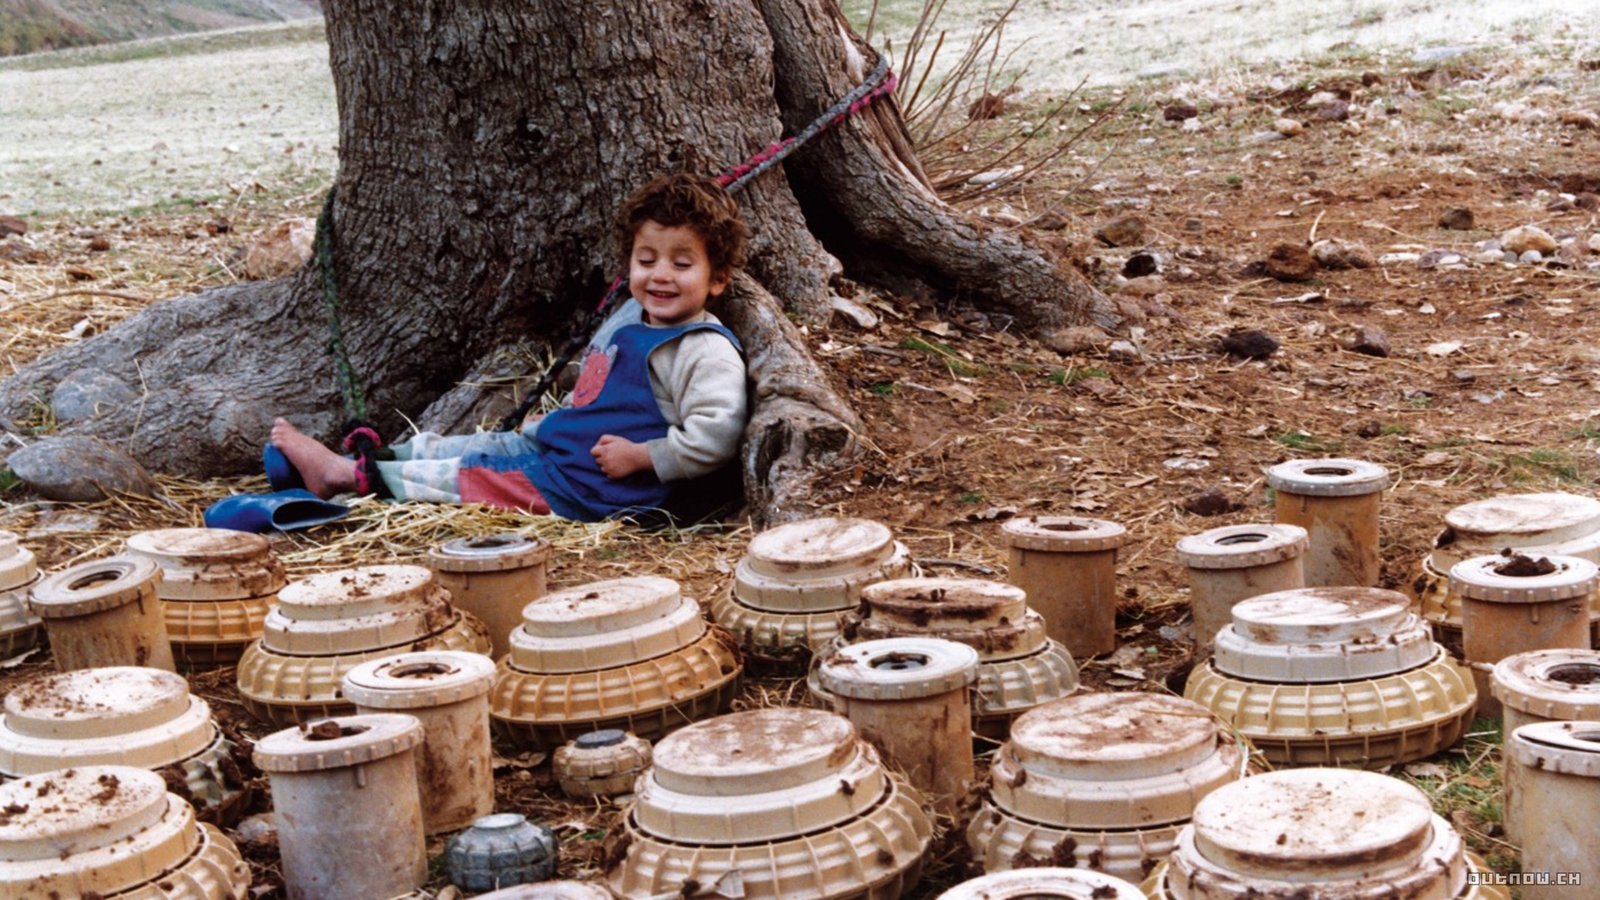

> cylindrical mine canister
[1000,516,1127,659]
[611,708,932,899]
[341,650,498,835]
[1493,649,1600,845]
[125,527,287,669]
[1185,587,1476,769]
[0,666,235,806]
[253,713,427,900]
[818,637,979,814]
[969,693,1242,884]
[491,576,741,748]
[428,533,553,660]
[553,729,653,799]
[1142,768,1507,899]
[0,765,252,899]
[1175,523,1307,653]
[1452,552,1596,718]
[0,530,43,660]
[29,554,176,672]
[236,564,492,727]
[447,813,558,893]
[1266,458,1389,588]
[938,868,1146,900]
[1505,721,1600,900]
[713,517,912,668]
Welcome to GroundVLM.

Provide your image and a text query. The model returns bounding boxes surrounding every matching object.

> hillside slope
[0,0,321,56]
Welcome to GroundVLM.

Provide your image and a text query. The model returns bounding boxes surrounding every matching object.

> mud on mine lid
[1448,552,1598,603]
[733,517,908,613]
[860,577,1028,632]
[1265,458,1390,497]
[341,650,497,709]
[1006,693,1221,781]
[0,766,197,897]
[1175,524,1308,570]
[265,565,451,654]
[0,530,37,592]
[818,637,978,701]
[1212,587,1435,682]
[1001,515,1128,553]
[1507,719,1600,778]
[1492,648,1600,720]
[937,867,1146,900]
[510,576,704,673]
[428,533,553,573]
[0,669,215,774]
[29,554,161,618]
[252,712,423,773]
[125,527,287,601]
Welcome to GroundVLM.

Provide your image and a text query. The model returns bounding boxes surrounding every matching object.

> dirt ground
[3,32,1599,900]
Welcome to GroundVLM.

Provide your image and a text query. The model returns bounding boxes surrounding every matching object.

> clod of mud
[1493,551,1558,578]
[1219,329,1279,359]
[1182,488,1238,517]
[1438,207,1475,230]
[1263,243,1318,281]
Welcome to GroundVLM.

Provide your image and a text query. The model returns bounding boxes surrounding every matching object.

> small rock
[1264,243,1319,282]
[1437,207,1475,230]
[1561,110,1600,130]
[1163,102,1199,121]
[1030,212,1070,231]
[968,93,1007,121]
[1095,215,1145,248]
[1107,340,1141,361]
[1314,100,1351,121]
[1413,46,1472,63]
[1519,249,1545,264]
[1377,252,1422,266]
[1045,325,1112,355]
[241,217,316,280]
[1182,487,1238,517]
[1501,225,1559,255]
[1340,120,1363,136]
[204,218,232,236]
[1311,238,1376,270]
[235,813,277,847]
[64,266,95,282]
[0,216,25,238]
[1273,117,1305,137]
[1450,369,1476,384]
[5,435,160,502]
[1183,218,1203,233]
[1588,233,1600,253]
[1220,329,1279,359]
[1339,324,1391,358]
[1355,421,1384,439]
[87,234,111,252]
[1577,193,1600,211]
[50,369,139,423]
[1181,117,1204,133]
[1416,250,1464,269]
[1122,253,1160,278]
[828,296,879,330]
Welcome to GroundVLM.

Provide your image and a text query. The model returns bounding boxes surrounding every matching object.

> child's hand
[591,435,654,479]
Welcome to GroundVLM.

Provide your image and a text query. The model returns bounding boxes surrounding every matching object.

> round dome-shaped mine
[938,867,1146,900]
[264,565,455,655]
[860,577,1028,632]
[732,517,911,615]
[0,530,38,592]
[428,533,552,572]
[509,576,704,673]
[1212,587,1436,682]
[125,527,286,601]
[0,667,214,768]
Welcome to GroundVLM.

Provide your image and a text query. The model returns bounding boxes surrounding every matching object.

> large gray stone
[5,435,159,502]
[50,369,139,423]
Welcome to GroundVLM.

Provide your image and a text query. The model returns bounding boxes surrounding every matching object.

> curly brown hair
[615,173,748,277]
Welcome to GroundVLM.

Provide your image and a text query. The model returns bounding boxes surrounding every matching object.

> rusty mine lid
[938,868,1146,900]
[1001,516,1128,553]
[0,765,199,897]
[0,530,38,592]
[428,533,553,573]
[1492,648,1600,720]
[1448,553,1599,603]
[1212,587,1435,682]
[509,576,704,673]
[124,527,286,601]
[341,650,497,709]
[1008,693,1220,781]
[264,565,451,655]
[0,668,216,775]
[252,712,423,773]
[733,517,908,614]
[860,577,1028,632]
[817,637,979,701]
[1507,719,1600,778]
[1265,458,1391,497]
[635,708,888,843]
[1175,524,1308,570]
[29,555,161,618]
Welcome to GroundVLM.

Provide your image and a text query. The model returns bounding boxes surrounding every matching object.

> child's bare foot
[270,417,358,498]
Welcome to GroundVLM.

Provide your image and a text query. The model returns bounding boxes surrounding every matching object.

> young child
[271,172,750,522]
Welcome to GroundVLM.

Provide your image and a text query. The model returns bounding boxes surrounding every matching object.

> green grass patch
[1394,717,1514,872]
[869,382,896,397]
[1050,366,1110,386]
[899,336,991,378]
[1502,448,1581,483]
[1574,422,1600,441]
[1276,431,1342,453]
[0,469,19,493]
[956,491,985,504]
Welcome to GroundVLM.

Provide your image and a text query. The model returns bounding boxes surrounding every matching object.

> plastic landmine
[124,527,287,669]
[1141,768,1508,898]
[1265,458,1389,588]
[608,707,932,899]
[253,713,427,900]
[29,554,176,672]
[712,516,911,671]
[0,765,251,899]
[0,666,238,808]
[1175,523,1307,654]
[235,564,491,726]
[1494,649,1600,844]
[1185,586,1476,769]
[428,533,553,660]
[968,692,1242,884]
[937,868,1146,900]
[490,575,741,749]
[553,728,653,798]
[0,530,43,660]
[1504,720,1600,900]
[1000,515,1127,659]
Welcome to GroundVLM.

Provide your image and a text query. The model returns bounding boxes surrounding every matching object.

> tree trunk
[0,0,1114,525]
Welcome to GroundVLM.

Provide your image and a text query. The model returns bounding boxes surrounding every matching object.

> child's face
[628,220,729,326]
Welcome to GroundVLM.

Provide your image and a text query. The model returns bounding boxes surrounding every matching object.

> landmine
[235,565,491,726]
[30,554,176,672]
[1504,720,1600,900]
[1265,458,1389,587]
[447,812,559,893]
[712,517,911,671]
[428,533,553,660]
[937,868,1146,900]
[125,527,287,669]
[553,729,653,798]
[813,577,1078,738]
[0,667,237,809]
[474,882,614,899]
[342,650,497,834]
[0,765,251,899]
[1185,587,1477,769]
[1412,492,1600,652]
[968,692,1242,884]
[1175,523,1307,654]
[608,707,931,899]
[490,576,741,748]
[1494,650,1600,844]
[254,713,426,900]
[1000,516,1127,659]
[1450,552,1596,718]
[1141,768,1507,899]
[0,531,42,660]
